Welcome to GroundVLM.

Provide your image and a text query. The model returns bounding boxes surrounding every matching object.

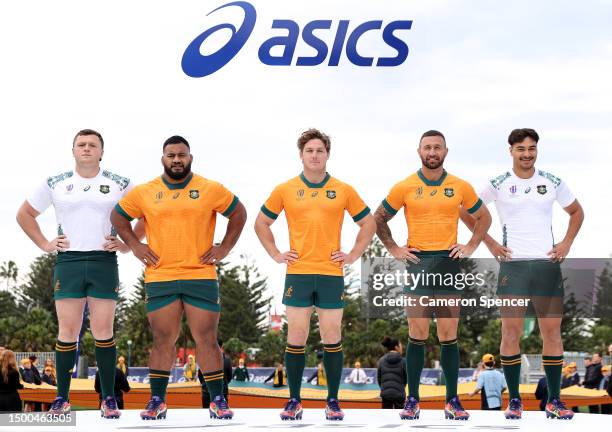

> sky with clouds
[1,0,610,306]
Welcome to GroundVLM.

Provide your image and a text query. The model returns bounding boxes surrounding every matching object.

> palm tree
[0,260,18,290]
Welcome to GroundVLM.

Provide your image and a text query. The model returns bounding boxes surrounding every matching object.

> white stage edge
[4,409,610,431]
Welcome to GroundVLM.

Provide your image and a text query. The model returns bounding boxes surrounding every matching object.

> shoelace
[553,399,568,410]
[285,399,299,411]
[327,399,341,411]
[450,399,464,411]
[145,397,160,411]
[215,397,228,410]
[105,397,117,410]
[50,398,65,410]
[404,398,417,410]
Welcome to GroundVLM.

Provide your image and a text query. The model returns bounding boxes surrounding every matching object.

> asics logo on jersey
[181,1,413,78]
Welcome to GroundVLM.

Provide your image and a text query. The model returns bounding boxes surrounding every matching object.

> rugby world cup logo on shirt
[181,1,413,78]
[297,189,305,200]
[509,185,517,194]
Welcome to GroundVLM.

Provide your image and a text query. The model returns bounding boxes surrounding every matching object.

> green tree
[218,259,270,344]
[17,254,56,320]
[0,260,18,290]
[255,330,285,366]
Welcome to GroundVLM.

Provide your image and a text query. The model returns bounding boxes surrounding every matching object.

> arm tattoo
[373,204,398,250]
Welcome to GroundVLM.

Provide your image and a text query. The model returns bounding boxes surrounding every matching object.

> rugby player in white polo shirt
[16,129,142,419]
[461,128,584,420]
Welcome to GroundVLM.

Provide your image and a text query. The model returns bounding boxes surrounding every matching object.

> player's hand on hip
[548,240,570,262]
[200,245,229,265]
[449,243,475,260]
[274,250,298,265]
[133,243,159,267]
[44,235,70,253]
[103,235,129,253]
[486,241,512,262]
[390,246,420,263]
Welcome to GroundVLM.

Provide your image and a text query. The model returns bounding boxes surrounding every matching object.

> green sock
[203,369,225,400]
[95,338,117,399]
[406,337,426,401]
[284,345,306,401]
[55,340,77,399]
[149,369,170,401]
[440,339,459,402]
[323,342,343,401]
[501,354,522,400]
[543,355,563,402]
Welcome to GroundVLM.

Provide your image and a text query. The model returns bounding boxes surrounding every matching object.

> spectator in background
[41,366,57,411]
[28,356,41,384]
[44,358,55,371]
[307,358,327,387]
[95,366,131,409]
[377,336,406,409]
[265,363,287,388]
[561,362,580,388]
[584,352,603,413]
[184,355,198,382]
[20,359,41,385]
[117,355,128,378]
[599,365,611,414]
[468,354,507,411]
[0,349,23,412]
[535,375,548,411]
[472,361,485,382]
[347,361,368,385]
[199,338,232,408]
[232,358,250,382]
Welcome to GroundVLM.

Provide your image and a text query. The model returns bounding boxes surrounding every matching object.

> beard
[421,155,445,169]
[164,160,192,180]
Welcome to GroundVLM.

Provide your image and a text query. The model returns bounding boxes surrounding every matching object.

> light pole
[127,340,132,368]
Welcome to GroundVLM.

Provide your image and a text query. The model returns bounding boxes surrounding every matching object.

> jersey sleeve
[381,182,406,216]
[115,187,143,221]
[122,178,135,196]
[555,179,576,208]
[479,181,497,205]
[261,185,284,220]
[345,184,370,222]
[212,182,239,217]
[461,181,483,214]
[476,373,484,389]
[27,180,53,213]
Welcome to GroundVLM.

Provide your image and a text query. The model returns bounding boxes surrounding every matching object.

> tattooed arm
[373,204,420,263]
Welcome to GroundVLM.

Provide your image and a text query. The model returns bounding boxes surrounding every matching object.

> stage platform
[3,409,610,431]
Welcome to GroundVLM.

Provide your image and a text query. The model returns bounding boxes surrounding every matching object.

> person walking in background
[468,354,506,411]
[0,350,23,412]
[377,337,407,409]
[584,352,603,413]
[535,375,548,411]
[232,358,250,382]
[117,356,129,378]
[599,365,611,414]
[183,355,198,382]
[95,366,131,409]
[347,361,368,385]
[265,363,287,388]
[199,338,232,408]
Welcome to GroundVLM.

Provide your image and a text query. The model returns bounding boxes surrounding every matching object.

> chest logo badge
[524,187,531,194]
[444,187,454,198]
[509,185,517,194]
[189,190,200,199]
[414,187,423,200]
[66,184,73,192]
[311,191,318,198]
[430,189,437,197]
[297,189,305,200]
[84,185,91,192]
[100,185,110,194]
[537,185,547,195]
[172,192,180,199]
[326,190,336,199]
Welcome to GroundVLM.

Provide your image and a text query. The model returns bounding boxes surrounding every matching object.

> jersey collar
[161,172,193,190]
[300,172,330,188]
[417,169,447,186]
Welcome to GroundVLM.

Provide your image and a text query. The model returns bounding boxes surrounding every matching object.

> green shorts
[497,260,563,297]
[53,251,119,300]
[283,274,345,309]
[403,251,463,296]
[144,279,220,313]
